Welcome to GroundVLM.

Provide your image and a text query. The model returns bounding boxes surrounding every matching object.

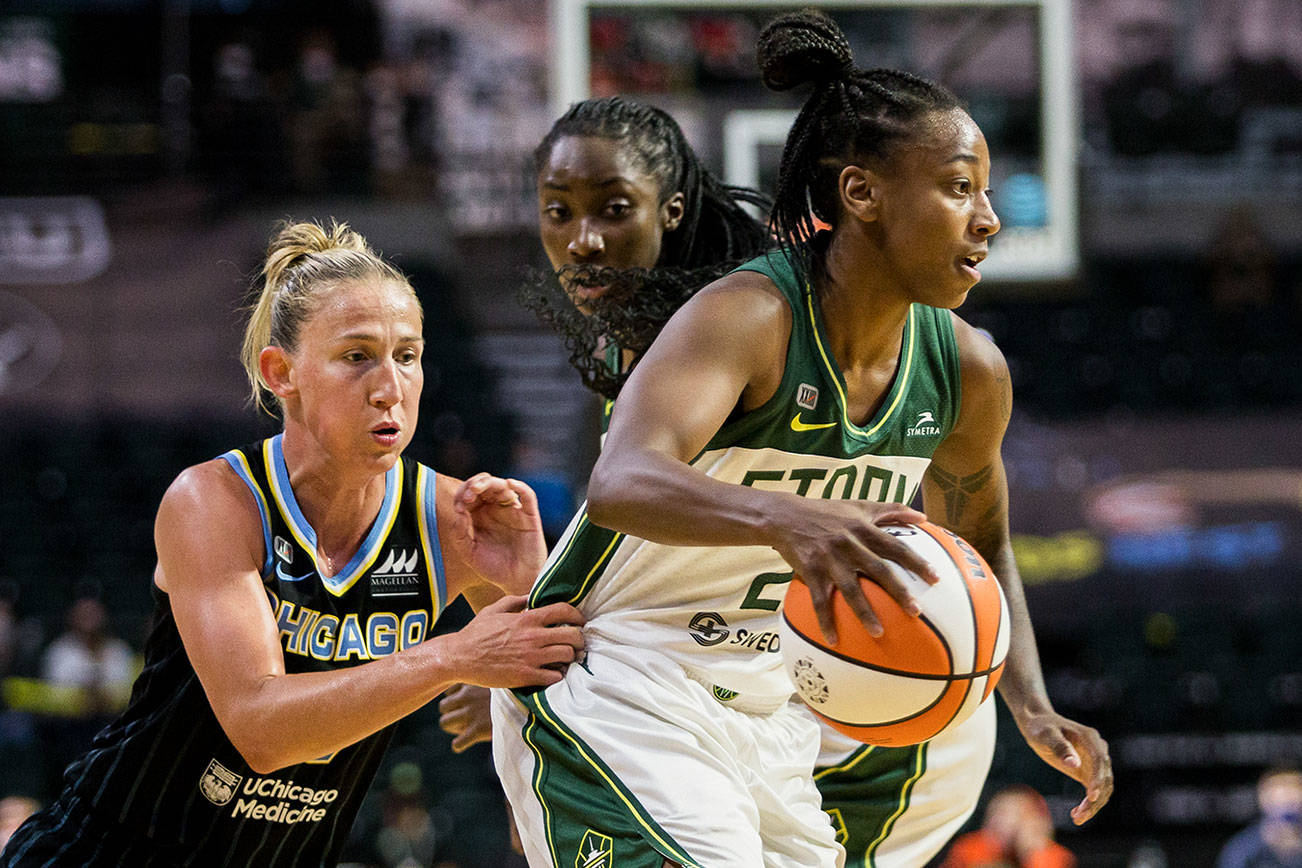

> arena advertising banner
[1005,411,1302,623]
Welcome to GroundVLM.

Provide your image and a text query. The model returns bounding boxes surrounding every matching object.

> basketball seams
[812,686,961,730]
[775,609,999,681]
[915,522,981,744]
[779,610,1003,681]
[916,522,1004,672]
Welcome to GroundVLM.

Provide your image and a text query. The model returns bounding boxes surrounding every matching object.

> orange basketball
[778,521,1009,747]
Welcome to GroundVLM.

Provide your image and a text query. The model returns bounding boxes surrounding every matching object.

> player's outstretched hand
[1014,708,1113,824]
[447,595,584,688]
[772,499,937,644]
[450,473,548,592]
[438,684,494,753]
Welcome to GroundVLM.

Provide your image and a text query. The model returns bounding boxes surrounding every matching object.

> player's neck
[278,429,389,575]
[817,231,910,375]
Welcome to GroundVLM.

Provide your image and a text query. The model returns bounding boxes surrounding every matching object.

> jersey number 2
[741,571,794,611]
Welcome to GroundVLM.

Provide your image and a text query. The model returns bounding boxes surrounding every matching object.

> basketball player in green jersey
[438,99,770,752]
[2,221,585,867]
[497,60,1105,864]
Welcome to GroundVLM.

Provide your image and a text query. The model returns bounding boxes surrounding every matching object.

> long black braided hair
[757,9,963,289]
[520,96,772,400]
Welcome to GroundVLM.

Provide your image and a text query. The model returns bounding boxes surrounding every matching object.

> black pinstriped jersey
[4,435,447,867]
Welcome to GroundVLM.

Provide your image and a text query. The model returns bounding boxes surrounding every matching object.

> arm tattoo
[929,464,995,528]
[968,503,1004,558]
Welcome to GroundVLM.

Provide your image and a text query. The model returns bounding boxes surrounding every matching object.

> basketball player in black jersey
[1,220,585,867]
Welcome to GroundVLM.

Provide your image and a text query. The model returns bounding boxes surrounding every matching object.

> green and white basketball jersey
[531,250,961,707]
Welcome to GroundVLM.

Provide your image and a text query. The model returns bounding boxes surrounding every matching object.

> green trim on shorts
[813,742,929,868]
[520,691,703,868]
[528,516,625,609]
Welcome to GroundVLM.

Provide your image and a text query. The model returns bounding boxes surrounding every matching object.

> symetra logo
[370,548,421,597]
[906,410,941,437]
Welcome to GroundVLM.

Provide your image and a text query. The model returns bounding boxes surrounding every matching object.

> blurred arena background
[1,0,1300,865]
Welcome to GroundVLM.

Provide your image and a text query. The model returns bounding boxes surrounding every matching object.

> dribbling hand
[447,595,584,688]
[772,499,939,643]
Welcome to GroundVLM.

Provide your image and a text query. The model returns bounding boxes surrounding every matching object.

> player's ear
[259,346,297,400]
[661,192,685,233]
[839,164,881,224]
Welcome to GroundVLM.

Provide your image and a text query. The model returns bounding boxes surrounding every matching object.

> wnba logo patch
[199,759,242,806]
[796,383,819,410]
[274,536,294,563]
[576,829,613,868]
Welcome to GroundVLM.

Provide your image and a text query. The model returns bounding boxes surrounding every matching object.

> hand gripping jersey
[3,435,446,868]
[528,250,961,710]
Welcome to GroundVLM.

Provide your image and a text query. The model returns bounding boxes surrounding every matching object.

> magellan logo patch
[370,549,421,597]
[199,759,242,806]
[374,549,418,574]
[576,829,613,868]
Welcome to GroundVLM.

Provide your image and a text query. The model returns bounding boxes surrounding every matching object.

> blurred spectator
[1127,840,1170,868]
[0,795,38,850]
[200,40,282,212]
[356,762,443,868]
[940,785,1076,868]
[288,30,366,194]
[40,596,134,715]
[0,597,18,679]
[1216,767,1302,868]
[1205,205,1279,315]
[1101,9,1182,155]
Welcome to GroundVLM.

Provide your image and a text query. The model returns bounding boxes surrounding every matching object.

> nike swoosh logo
[275,563,314,583]
[790,412,837,432]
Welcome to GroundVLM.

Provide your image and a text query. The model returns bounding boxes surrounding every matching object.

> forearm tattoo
[929,464,995,529]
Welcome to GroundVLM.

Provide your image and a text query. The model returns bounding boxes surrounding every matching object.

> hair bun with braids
[757,9,854,92]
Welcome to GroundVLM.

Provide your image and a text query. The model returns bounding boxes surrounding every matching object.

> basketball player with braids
[1,221,584,867]
[491,12,1113,868]
[522,95,774,403]
[437,96,773,751]
[439,97,994,863]
[749,15,1111,865]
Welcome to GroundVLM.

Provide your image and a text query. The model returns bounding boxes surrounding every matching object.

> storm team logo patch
[576,829,613,868]
[199,758,242,806]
